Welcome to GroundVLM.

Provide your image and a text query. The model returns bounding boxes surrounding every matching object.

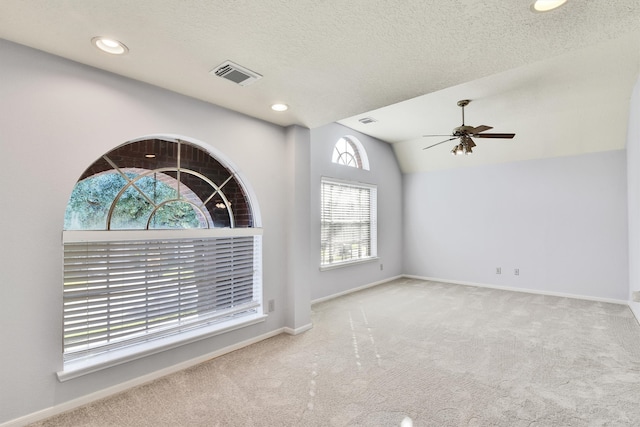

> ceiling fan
[423,99,515,155]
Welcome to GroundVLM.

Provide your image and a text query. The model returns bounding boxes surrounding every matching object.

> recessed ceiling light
[144,154,156,158]
[530,0,568,12]
[92,37,128,55]
[271,103,288,112]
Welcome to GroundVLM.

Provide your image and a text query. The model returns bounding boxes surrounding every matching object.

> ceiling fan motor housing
[453,125,475,136]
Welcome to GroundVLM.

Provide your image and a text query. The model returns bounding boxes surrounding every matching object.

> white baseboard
[4,273,630,427]
[1,328,285,427]
[403,274,628,305]
[629,302,640,326]
[311,275,403,305]
[283,323,313,335]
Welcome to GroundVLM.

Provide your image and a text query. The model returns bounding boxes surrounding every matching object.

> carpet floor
[30,278,640,426]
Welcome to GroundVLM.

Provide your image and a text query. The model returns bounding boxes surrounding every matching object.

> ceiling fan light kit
[451,137,475,156]
[423,99,515,155]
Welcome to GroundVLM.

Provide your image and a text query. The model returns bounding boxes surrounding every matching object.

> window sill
[57,314,267,382]
[320,256,379,271]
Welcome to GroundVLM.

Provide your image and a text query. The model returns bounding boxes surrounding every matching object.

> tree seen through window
[64,139,253,230]
[65,171,205,230]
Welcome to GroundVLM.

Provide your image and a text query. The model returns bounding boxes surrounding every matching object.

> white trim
[58,314,268,381]
[283,323,313,335]
[629,302,640,325]
[320,177,377,268]
[403,275,628,305]
[63,227,263,243]
[320,176,376,189]
[320,256,379,271]
[310,274,628,306]
[2,327,284,427]
[311,275,403,305]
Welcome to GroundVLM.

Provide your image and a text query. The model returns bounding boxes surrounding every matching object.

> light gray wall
[627,75,640,317]
[309,123,403,301]
[0,39,303,423]
[403,150,629,301]
[284,125,312,330]
[1,34,635,425]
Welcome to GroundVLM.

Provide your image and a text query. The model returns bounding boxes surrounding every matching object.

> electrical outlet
[496,267,501,274]
[514,268,520,276]
[632,291,640,302]
[380,264,384,271]
[268,299,275,312]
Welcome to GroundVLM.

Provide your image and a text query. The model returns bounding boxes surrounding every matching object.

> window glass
[321,178,377,267]
[332,137,360,168]
[331,136,370,170]
[62,138,262,371]
[64,139,251,230]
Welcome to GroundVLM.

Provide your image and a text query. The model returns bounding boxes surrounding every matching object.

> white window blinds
[63,230,262,362]
[321,179,377,267]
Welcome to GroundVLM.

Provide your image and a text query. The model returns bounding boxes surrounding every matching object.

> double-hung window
[320,178,377,268]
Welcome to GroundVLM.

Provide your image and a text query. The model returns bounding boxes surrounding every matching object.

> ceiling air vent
[358,117,377,124]
[210,60,262,86]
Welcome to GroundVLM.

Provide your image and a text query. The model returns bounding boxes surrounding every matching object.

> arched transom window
[64,138,252,230]
[60,138,263,380]
[331,136,370,170]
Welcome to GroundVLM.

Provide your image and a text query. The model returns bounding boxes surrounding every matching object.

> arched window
[64,139,252,230]
[60,138,263,379]
[331,136,370,170]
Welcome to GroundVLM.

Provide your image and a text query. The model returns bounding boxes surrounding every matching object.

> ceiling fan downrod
[457,99,470,125]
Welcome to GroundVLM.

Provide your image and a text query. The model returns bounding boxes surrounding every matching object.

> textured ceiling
[1,0,639,133]
[344,32,640,172]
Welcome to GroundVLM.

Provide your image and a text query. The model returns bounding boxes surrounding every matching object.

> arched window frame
[59,136,264,381]
[331,136,370,170]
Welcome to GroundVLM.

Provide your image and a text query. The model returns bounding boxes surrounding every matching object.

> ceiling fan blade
[423,137,457,150]
[423,134,454,138]
[470,125,493,133]
[474,133,515,139]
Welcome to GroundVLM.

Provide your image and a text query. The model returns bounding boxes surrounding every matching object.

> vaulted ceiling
[1,1,639,172]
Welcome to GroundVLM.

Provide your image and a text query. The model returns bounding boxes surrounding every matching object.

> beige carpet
[31,278,640,426]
